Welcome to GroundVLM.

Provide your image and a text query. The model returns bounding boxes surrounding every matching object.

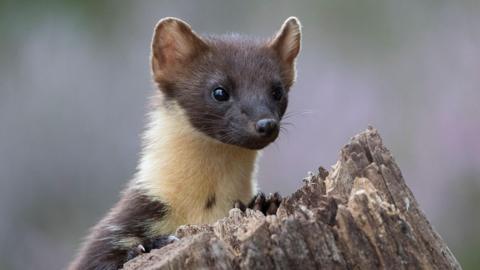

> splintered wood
[123,127,461,270]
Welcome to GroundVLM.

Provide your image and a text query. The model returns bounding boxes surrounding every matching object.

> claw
[150,235,179,250]
[126,244,146,261]
[234,200,247,212]
[166,235,179,243]
[247,192,282,216]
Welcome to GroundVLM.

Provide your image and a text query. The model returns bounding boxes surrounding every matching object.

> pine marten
[69,16,301,270]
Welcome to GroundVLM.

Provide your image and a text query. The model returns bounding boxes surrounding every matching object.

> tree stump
[123,127,461,270]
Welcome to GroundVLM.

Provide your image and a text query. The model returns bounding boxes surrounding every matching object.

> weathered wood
[123,127,461,270]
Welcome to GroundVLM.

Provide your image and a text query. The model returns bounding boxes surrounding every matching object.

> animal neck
[134,100,258,225]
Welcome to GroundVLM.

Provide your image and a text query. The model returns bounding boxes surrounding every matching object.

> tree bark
[123,127,461,270]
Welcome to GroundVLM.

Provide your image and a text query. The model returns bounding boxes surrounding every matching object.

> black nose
[255,118,278,137]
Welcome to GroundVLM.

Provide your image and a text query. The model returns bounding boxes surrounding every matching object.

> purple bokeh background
[0,1,479,269]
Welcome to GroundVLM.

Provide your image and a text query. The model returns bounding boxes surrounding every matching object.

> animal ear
[269,17,301,64]
[151,17,208,81]
[268,17,301,86]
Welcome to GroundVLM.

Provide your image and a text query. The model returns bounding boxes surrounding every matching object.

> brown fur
[69,189,168,270]
[69,16,301,270]
[151,17,301,150]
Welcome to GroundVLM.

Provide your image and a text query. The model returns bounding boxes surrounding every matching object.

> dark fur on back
[69,189,168,270]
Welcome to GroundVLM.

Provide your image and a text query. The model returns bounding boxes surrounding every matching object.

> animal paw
[248,192,282,215]
[233,200,247,212]
[126,244,146,261]
[146,235,179,251]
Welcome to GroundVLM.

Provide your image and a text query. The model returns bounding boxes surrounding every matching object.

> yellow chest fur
[134,101,258,236]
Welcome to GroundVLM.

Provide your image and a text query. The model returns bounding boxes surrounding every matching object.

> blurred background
[1,0,479,269]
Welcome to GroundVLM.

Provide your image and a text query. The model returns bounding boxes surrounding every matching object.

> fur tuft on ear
[269,17,301,64]
[151,17,208,81]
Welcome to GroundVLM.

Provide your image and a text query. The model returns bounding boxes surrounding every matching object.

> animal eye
[271,87,284,101]
[212,87,230,102]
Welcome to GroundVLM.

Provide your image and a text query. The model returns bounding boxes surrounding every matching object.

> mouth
[216,129,280,150]
[242,139,275,150]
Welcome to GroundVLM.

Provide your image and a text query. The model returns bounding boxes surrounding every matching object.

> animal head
[150,17,301,149]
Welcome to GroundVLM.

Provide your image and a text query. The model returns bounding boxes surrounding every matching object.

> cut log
[123,127,461,270]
